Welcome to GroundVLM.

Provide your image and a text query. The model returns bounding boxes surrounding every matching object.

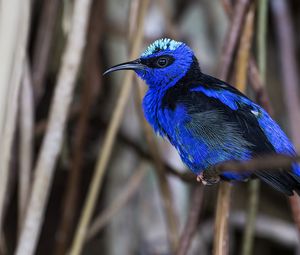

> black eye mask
[141,55,175,69]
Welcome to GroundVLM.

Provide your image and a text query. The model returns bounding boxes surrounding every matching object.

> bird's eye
[156,57,168,67]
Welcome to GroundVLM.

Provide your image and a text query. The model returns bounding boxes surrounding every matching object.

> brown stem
[271,0,300,233]
[53,0,104,254]
[176,185,204,255]
[218,0,252,80]
[213,182,232,255]
[31,0,60,103]
[214,1,253,254]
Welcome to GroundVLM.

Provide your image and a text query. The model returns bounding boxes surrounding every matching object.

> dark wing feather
[162,71,300,195]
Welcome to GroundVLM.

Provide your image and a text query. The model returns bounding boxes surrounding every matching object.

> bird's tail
[254,164,300,196]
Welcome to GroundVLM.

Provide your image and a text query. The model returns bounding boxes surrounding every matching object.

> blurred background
[1,0,300,254]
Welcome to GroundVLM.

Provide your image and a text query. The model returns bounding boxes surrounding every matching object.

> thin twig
[176,185,204,255]
[235,4,255,91]
[216,154,300,174]
[218,0,252,80]
[15,0,92,254]
[214,1,252,254]
[242,180,259,255]
[86,161,148,241]
[68,1,150,254]
[241,2,268,254]
[271,0,300,235]
[31,0,60,103]
[235,3,257,255]
[221,0,272,114]
[257,0,268,84]
[19,60,34,233]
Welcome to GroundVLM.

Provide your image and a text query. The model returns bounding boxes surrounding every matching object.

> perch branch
[176,185,204,255]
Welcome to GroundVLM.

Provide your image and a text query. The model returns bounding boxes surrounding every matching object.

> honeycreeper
[104,38,300,195]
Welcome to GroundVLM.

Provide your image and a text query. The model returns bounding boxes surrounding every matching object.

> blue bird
[104,38,300,195]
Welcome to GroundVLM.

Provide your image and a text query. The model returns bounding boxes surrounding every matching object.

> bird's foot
[196,171,220,185]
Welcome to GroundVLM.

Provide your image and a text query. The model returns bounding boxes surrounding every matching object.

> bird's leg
[196,167,220,185]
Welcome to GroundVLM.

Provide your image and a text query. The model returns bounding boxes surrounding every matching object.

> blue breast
[143,88,251,176]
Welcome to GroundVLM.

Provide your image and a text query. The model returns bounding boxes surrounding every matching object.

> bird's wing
[189,74,296,156]
[186,76,300,195]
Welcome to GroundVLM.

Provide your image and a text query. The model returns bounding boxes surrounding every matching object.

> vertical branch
[235,4,255,91]
[218,0,252,80]
[271,0,300,234]
[53,0,104,254]
[241,2,268,255]
[19,60,34,232]
[175,185,204,255]
[68,1,150,254]
[257,0,268,83]
[31,0,60,103]
[241,179,259,255]
[214,1,253,254]
[213,183,232,255]
[15,0,93,254]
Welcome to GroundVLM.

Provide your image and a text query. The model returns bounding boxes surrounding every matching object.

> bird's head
[104,38,198,89]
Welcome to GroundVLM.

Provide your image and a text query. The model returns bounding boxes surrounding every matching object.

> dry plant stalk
[221,0,272,114]
[235,5,258,255]
[19,60,34,232]
[54,0,105,254]
[218,0,252,80]
[271,0,300,234]
[68,1,149,254]
[31,0,60,103]
[214,1,253,254]
[176,185,204,255]
[235,5,255,91]
[15,0,92,254]
[0,0,30,250]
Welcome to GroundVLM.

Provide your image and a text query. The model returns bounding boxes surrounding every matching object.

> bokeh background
[1,0,300,254]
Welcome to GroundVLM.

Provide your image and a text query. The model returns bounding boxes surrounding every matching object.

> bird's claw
[196,172,220,185]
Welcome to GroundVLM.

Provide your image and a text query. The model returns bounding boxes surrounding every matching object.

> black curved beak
[103,59,145,75]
